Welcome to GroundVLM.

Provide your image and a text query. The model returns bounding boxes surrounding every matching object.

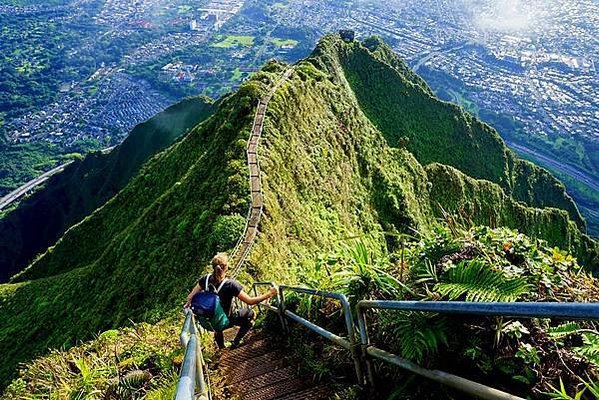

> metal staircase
[218,328,331,400]
[176,282,599,400]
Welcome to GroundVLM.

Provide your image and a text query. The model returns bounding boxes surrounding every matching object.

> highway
[506,140,599,193]
[0,146,115,212]
[0,162,74,211]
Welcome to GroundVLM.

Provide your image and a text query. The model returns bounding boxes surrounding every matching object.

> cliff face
[250,35,596,276]
[0,97,214,283]
[317,36,585,229]
[0,36,596,389]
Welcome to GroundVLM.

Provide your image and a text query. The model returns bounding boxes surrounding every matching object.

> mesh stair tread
[224,351,287,384]
[228,365,298,394]
[275,385,331,400]
[219,339,273,367]
[236,377,307,400]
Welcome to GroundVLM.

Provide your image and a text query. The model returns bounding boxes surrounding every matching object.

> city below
[1,0,597,233]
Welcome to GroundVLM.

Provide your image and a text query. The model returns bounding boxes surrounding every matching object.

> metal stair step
[238,377,307,400]
[231,365,297,394]
[223,327,240,342]
[220,339,273,367]
[225,352,287,384]
[274,384,331,400]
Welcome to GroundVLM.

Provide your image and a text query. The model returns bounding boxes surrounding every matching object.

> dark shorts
[215,307,255,348]
[228,307,255,327]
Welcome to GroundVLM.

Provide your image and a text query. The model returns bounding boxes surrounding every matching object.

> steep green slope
[323,36,585,230]
[0,76,268,386]
[426,163,597,267]
[251,59,435,276]
[251,36,596,278]
[0,36,596,391]
[0,96,214,283]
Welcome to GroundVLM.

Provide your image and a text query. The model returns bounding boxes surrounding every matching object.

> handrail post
[356,303,375,386]
[278,286,290,334]
[252,282,287,331]
[338,293,363,385]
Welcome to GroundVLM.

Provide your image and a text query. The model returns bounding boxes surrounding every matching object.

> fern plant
[547,322,581,339]
[381,311,448,363]
[547,322,599,367]
[574,332,599,367]
[435,260,531,302]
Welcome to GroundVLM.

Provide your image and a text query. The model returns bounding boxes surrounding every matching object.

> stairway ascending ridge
[212,67,330,399]
[230,68,294,278]
[215,328,331,400]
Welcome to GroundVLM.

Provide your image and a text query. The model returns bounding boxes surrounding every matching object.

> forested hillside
[0,96,214,282]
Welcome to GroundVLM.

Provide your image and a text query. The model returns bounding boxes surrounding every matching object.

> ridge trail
[230,68,294,278]
[214,68,332,399]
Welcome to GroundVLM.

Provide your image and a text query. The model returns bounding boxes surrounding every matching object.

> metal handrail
[175,309,210,400]
[253,281,599,398]
[252,281,281,314]
[252,283,363,383]
[356,300,599,400]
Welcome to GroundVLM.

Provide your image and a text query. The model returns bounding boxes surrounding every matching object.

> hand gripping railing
[175,309,211,400]
[356,301,599,400]
[252,282,363,383]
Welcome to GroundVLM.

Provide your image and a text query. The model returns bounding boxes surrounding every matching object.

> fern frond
[547,322,581,339]
[435,260,531,302]
[389,311,448,363]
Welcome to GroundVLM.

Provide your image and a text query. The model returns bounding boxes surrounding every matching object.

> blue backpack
[191,276,230,332]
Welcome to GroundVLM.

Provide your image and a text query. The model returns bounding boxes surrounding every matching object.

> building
[339,29,355,42]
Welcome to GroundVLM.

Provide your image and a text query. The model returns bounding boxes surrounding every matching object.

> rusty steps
[213,327,331,400]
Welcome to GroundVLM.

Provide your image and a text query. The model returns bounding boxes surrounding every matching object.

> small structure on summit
[339,30,355,42]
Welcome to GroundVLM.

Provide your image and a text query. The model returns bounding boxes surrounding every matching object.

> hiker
[184,252,278,349]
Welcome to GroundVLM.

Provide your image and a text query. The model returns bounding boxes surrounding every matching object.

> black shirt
[198,275,243,315]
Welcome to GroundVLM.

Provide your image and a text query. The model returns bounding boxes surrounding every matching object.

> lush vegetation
[319,35,585,230]
[0,35,596,399]
[423,67,599,237]
[426,163,597,267]
[0,96,214,283]
[0,69,278,387]
[1,316,189,400]
[279,225,599,399]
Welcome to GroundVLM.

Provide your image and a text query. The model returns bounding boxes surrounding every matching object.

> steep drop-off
[0,81,260,386]
[0,36,596,390]
[0,97,214,282]
[327,36,585,230]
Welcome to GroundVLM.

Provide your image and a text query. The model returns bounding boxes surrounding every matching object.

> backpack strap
[205,275,210,291]
[216,278,228,294]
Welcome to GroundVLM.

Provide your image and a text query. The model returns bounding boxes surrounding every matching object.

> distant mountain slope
[324,36,585,230]
[0,36,596,390]
[0,96,214,282]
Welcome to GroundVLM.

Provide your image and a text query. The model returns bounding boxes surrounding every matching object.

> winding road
[0,146,116,212]
[506,140,599,193]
